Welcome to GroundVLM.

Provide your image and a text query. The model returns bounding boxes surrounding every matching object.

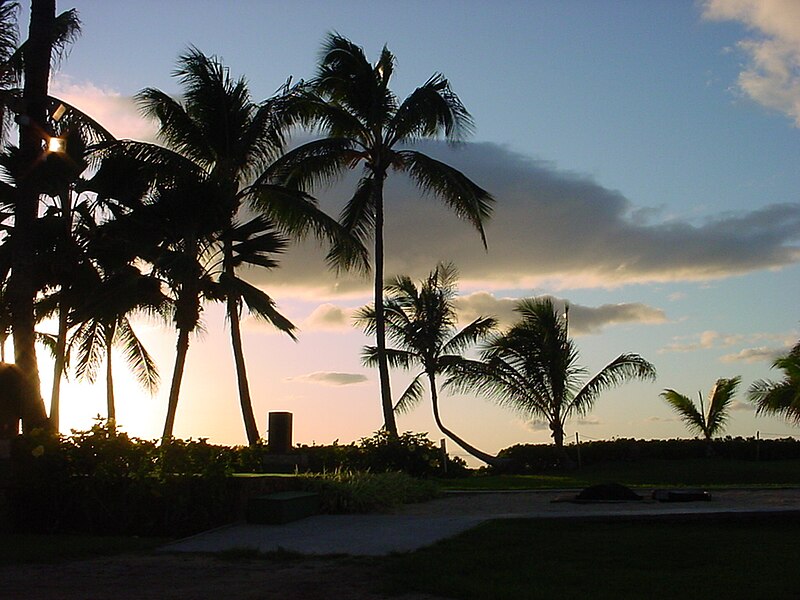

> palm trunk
[9,0,55,432]
[105,322,116,433]
[550,420,574,468]
[372,175,397,436]
[428,373,499,467]
[50,192,73,432]
[227,289,260,445]
[162,325,190,442]
[49,301,69,431]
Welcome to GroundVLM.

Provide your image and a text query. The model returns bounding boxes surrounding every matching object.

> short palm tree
[447,297,656,463]
[355,262,499,465]
[661,377,741,444]
[748,341,800,423]
[271,34,494,436]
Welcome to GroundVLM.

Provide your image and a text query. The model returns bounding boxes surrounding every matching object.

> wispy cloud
[286,371,368,386]
[702,0,800,126]
[301,303,356,331]
[454,292,666,335]
[720,345,781,363]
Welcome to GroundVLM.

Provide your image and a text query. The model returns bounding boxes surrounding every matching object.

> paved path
[161,488,800,557]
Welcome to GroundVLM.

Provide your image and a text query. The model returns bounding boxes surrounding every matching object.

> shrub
[299,470,439,513]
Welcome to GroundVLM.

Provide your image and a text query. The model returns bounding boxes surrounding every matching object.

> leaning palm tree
[104,48,361,443]
[447,297,656,464]
[748,340,800,423]
[355,262,498,465]
[661,377,741,447]
[270,34,494,436]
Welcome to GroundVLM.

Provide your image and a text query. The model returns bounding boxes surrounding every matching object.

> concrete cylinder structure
[268,411,293,454]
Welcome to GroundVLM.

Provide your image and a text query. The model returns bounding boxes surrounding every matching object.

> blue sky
[22,0,800,459]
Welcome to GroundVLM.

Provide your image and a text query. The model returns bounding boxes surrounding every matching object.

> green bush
[299,470,439,513]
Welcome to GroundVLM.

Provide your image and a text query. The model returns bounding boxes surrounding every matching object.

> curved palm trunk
[105,322,116,433]
[428,373,500,467]
[162,325,190,442]
[372,176,397,436]
[227,291,260,445]
[10,0,54,432]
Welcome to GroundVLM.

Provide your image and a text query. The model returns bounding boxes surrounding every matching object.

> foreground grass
[384,518,800,599]
[0,534,166,566]
[439,458,800,490]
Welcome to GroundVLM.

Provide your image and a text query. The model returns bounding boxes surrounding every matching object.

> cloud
[286,371,368,386]
[454,292,666,335]
[523,420,550,432]
[302,303,356,331]
[646,416,681,423]
[661,330,742,353]
[720,345,781,363]
[257,141,800,297]
[577,416,602,426]
[702,0,800,126]
[51,75,158,141]
[730,400,753,412]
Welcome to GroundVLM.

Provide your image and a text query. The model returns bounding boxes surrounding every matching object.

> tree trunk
[550,420,575,468]
[49,299,69,431]
[105,322,116,433]
[372,175,397,436]
[49,192,73,432]
[162,326,190,442]
[428,373,500,467]
[227,286,260,445]
[9,0,55,432]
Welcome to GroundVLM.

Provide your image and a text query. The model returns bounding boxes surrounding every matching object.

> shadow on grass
[382,517,800,599]
[0,534,168,566]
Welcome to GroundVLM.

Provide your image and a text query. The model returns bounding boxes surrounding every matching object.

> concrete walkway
[161,488,800,557]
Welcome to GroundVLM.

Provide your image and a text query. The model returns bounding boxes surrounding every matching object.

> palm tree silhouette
[355,262,499,465]
[749,340,800,423]
[447,297,656,464]
[106,48,357,443]
[271,34,494,436]
[661,377,740,449]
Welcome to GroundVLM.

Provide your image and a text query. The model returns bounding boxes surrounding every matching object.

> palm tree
[106,48,359,443]
[661,377,741,448]
[2,0,80,431]
[66,261,166,432]
[748,340,800,423]
[355,262,499,465]
[446,297,656,464]
[270,34,494,436]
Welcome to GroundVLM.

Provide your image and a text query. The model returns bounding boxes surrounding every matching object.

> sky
[17,0,800,462]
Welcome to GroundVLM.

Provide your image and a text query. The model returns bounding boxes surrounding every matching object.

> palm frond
[394,372,425,414]
[222,274,297,340]
[706,376,740,435]
[116,316,159,394]
[571,353,656,416]
[660,389,707,437]
[397,149,493,247]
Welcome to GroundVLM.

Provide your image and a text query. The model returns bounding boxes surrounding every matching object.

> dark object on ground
[652,489,712,502]
[573,482,643,503]
[0,363,24,439]
[246,491,320,524]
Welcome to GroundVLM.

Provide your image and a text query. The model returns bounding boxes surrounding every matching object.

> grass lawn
[439,458,800,490]
[383,517,800,599]
[0,534,167,566]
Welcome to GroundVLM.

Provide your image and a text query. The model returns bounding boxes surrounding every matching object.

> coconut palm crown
[661,377,741,440]
[446,297,656,461]
[748,340,800,424]
[271,34,494,435]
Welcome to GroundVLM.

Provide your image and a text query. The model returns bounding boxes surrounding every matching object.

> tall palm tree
[447,297,656,463]
[661,377,740,444]
[270,34,494,436]
[108,48,360,443]
[748,340,800,423]
[3,0,80,431]
[355,262,499,465]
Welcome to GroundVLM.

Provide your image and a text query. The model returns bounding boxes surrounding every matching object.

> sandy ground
[3,488,799,600]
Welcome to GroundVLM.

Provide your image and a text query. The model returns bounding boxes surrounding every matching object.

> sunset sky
[22,0,800,461]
